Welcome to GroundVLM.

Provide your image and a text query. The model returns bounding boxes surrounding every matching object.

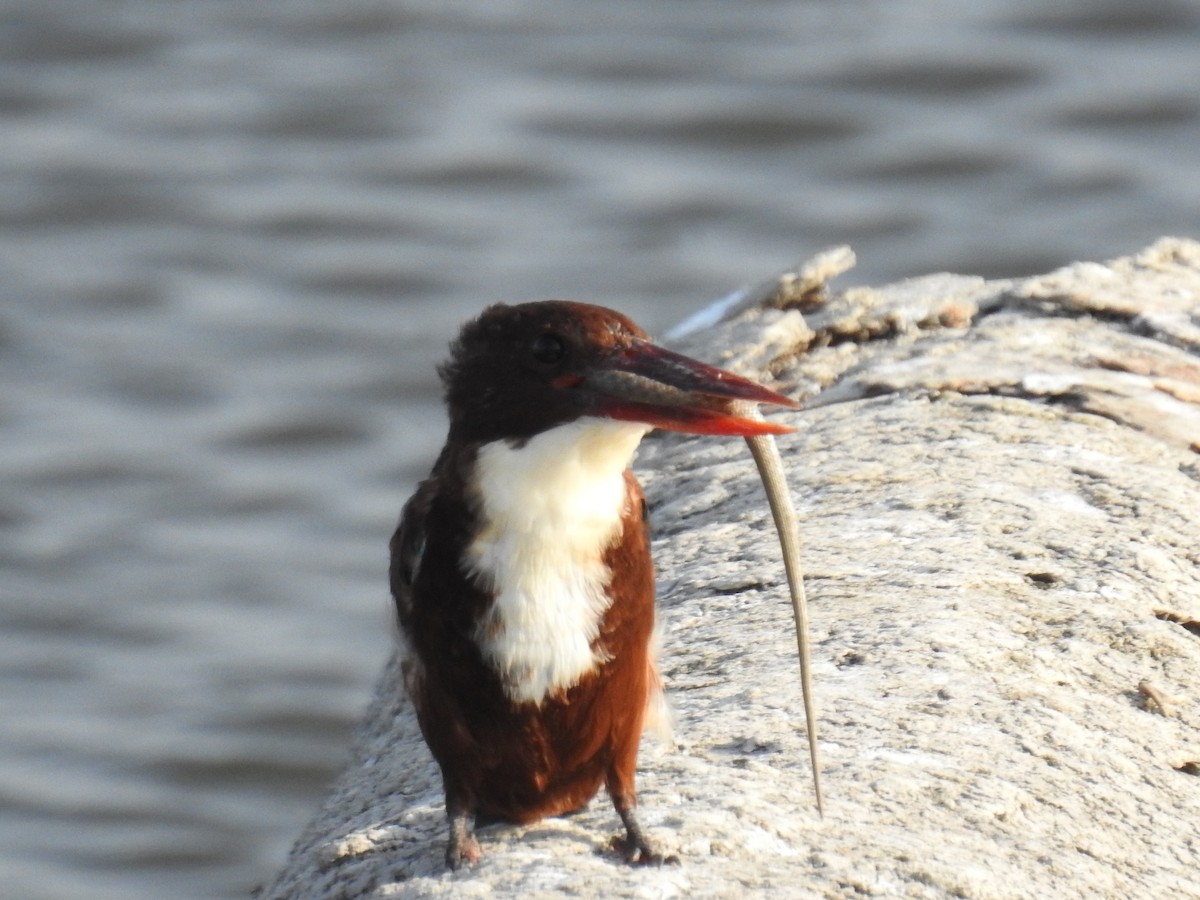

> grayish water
[2,1,1198,896]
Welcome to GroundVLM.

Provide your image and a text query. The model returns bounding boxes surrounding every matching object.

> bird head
[439,300,797,445]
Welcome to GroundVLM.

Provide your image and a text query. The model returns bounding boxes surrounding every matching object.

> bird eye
[530,332,567,365]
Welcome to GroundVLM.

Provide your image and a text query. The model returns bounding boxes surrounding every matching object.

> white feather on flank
[643,619,674,743]
[465,417,650,705]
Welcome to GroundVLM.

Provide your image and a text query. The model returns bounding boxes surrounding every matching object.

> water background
[3,1,1199,897]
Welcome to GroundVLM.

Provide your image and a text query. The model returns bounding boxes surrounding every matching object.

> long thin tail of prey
[740,406,823,816]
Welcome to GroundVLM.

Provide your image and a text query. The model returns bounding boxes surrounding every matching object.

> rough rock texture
[261,239,1200,899]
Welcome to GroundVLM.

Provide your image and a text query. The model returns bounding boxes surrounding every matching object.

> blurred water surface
[2,1,1198,896]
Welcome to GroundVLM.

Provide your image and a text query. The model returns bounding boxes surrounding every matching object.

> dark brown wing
[389,449,509,813]
[390,475,436,636]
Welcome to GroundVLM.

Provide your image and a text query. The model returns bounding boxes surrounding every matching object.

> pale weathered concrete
[261,238,1200,900]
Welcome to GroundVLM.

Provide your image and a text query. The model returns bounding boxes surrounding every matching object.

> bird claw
[609,834,679,866]
[445,833,482,870]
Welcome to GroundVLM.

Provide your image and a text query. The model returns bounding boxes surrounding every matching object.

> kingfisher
[391,300,797,869]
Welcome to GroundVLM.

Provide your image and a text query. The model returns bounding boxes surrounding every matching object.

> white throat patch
[464,417,650,705]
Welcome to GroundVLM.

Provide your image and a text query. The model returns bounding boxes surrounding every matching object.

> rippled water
[2,1,1198,896]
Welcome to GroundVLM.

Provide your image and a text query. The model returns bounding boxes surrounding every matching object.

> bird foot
[609,833,678,866]
[445,832,482,870]
[611,806,679,866]
[446,807,482,870]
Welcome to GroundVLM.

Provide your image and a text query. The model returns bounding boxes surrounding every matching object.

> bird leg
[606,770,678,867]
[445,796,481,870]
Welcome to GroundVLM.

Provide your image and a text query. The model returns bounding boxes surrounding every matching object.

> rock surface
[261,239,1200,899]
